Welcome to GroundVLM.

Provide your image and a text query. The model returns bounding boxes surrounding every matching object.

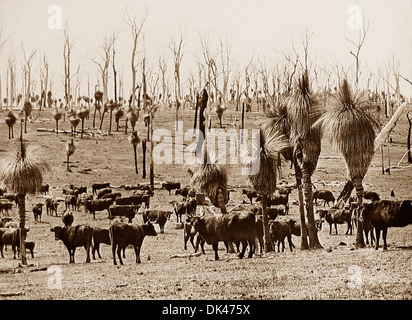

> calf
[317,207,352,235]
[18,240,35,258]
[91,227,111,259]
[361,200,412,250]
[313,190,336,207]
[84,199,114,219]
[175,187,196,198]
[268,219,294,252]
[242,188,258,204]
[39,184,49,195]
[45,197,59,216]
[101,192,122,201]
[183,219,205,254]
[50,224,93,263]
[108,204,139,223]
[109,221,158,265]
[141,209,172,234]
[162,181,181,195]
[65,195,79,211]
[32,203,43,222]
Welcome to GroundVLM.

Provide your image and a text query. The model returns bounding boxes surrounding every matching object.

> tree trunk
[109,109,113,134]
[133,145,138,174]
[56,120,59,134]
[142,139,147,179]
[17,194,27,265]
[336,179,354,203]
[293,157,309,250]
[67,153,70,171]
[24,116,27,134]
[261,195,273,252]
[81,119,85,138]
[407,114,412,163]
[99,110,106,130]
[125,118,128,135]
[193,94,199,133]
[302,167,323,249]
[93,106,97,128]
[353,178,365,248]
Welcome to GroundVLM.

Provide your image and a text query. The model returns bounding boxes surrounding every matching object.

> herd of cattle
[0,181,412,265]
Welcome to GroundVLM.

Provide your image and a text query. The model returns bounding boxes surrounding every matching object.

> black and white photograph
[0,0,411,303]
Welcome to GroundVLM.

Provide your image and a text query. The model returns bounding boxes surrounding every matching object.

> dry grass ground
[0,104,411,300]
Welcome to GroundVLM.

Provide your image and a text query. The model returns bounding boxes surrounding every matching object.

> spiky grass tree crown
[286,73,319,144]
[314,79,379,180]
[0,143,50,195]
[187,150,229,208]
[246,129,289,196]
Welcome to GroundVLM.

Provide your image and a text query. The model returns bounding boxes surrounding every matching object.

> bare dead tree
[158,57,167,104]
[169,31,185,126]
[39,54,49,111]
[90,36,113,106]
[7,56,16,107]
[219,37,232,106]
[345,13,369,85]
[63,25,73,110]
[21,43,37,103]
[125,10,147,111]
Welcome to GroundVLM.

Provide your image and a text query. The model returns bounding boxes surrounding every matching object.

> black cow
[0,201,14,216]
[97,188,112,199]
[183,219,205,254]
[62,210,74,227]
[92,183,111,195]
[0,228,26,259]
[115,195,143,206]
[39,184,49,195]
[32,203,44,222]
[50,224,93,263]
[189,212,256,260]
[317,207,352,235]
[269,219,294,252]
[361,200,412,250]
[101,192,122,201]
[45,197,59,216]
[175,187,196,198]
[313,190,335,207]
[363,191,381,202]
[108,204,139,223]
[141,209,172,234]
[242,188,258,204]
[109,221,158,265]
[84,199,114,219]
[268,194,290,214]
[65,195,79,211]
[162,181,181,195]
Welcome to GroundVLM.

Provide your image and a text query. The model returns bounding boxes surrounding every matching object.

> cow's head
[50,226,65,240]
[165,211,172,220]
[143,221,158,237]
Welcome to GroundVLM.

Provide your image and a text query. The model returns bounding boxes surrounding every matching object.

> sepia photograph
[0,0,411,304]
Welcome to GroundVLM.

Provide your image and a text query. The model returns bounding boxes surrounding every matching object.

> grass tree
[245,129,288,252]
[77,106,90,138]
[5,110,17,139]
[257,98,310,249]
[114,107,124,131]
[214,97,226,129]
[129,131,140,174]
[52,107,63,134]
[286,73,323,250]
[69,115,80,137]
[93,90,103,128]
[314,79,379,247]
[188,150,229,214]
[0,121,49,265]
[22,101,32,134]
[126,108,138,133]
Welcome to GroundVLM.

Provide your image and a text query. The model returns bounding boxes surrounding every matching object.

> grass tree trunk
[261,195,273,252]
[142,139,147,179]
[293,157,309,250]
[67,153,70,171]
[17,193,27,265]
[302,167,323,250]
[133,145,138,174]
[353,177,366,248]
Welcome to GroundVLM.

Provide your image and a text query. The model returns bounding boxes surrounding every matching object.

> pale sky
[0,0,411,99]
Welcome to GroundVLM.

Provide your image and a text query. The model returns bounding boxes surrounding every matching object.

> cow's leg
[12,245,17,259]
[92,244,96,260]
[329,223,332,235]
[122,246,126,258]
[374,228,380,250]
[334,223,338,235]
[134,245,141,264]
[0,244,4,258]
[116,246,123,265]
[212,243,219,260]
[238,240,247,259]
[189,234,196,250]
[364,230,369,245]
[382,228,388,250]
[85,245,91,263]
[112,244,117,265]
[288,236,294,252]
[97,244,102,259]
[370,229,375,246]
